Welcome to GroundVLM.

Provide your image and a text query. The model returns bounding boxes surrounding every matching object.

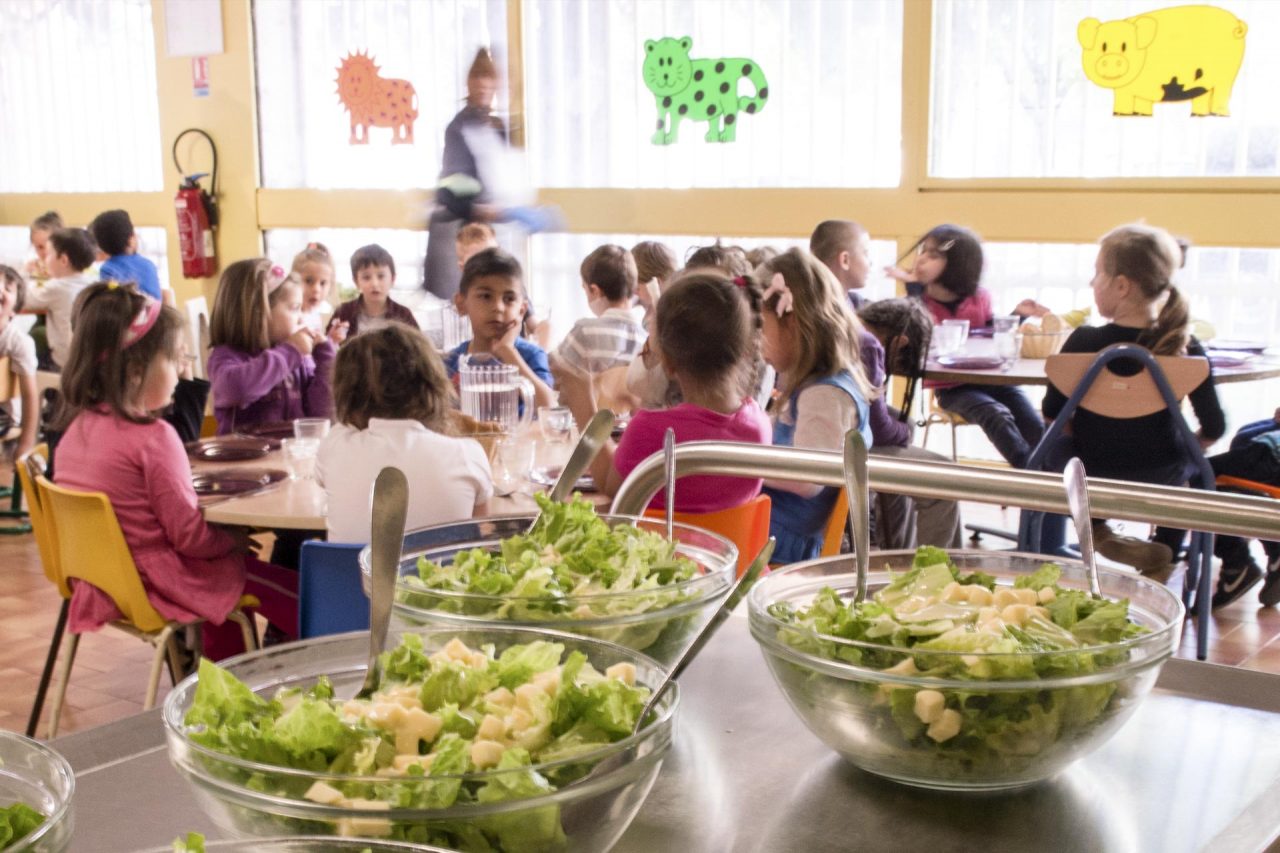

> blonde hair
[631,241,677,286]
[1098,223,1188,356]
[759,248,875,402]
[209,258,297,354]
[291,242,334,277]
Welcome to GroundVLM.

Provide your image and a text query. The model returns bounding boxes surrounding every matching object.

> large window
[0,0,162,192]
[930,0,1280,178]
[254,0,507,190]
[524,0,902,188]
[0,226,170,292]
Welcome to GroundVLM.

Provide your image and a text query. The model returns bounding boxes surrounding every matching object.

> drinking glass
[496,435,537,495]
[994,330,1022,372]
[993,315,1019,334]
[941,318,970,344]
[281,437,320,480]
[293,418,330,440]
[932,323,964,356]
[538,406,575,443]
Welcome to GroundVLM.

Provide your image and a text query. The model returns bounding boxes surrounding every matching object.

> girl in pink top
[555,270,771,511]
[54,283,298,661]
[888,225,1043,468]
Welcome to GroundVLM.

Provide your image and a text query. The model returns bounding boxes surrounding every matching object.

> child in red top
[54,283,297,660]
[890,224,1043,467]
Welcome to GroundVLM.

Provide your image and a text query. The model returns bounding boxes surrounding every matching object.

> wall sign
[642,37,769,145]
[1078,5,1247,116]
[335,51,418,144]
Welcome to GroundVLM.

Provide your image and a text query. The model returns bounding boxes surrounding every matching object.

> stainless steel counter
[55,614,1280,853]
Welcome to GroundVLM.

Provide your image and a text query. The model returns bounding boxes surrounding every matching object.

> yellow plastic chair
[35,475,258,737]
[16,446,67,736]
[644,494,772,578]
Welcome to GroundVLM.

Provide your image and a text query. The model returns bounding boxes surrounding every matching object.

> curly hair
[858,297,934,422]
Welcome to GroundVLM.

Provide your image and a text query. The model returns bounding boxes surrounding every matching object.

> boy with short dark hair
[446,248,555,409]
[91,209,162,300]
[329,243,420,339]
[25,228,97,370]
[553,244,645,374]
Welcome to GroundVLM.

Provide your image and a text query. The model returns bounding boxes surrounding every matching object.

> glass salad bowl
[359,513,738,667]
[0,731,75,853]
[748,550,1184,791]
[152,837,452,852]
[163,626,677,852]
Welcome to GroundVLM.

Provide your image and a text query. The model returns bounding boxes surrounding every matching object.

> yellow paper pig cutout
[1078,5,1246,116]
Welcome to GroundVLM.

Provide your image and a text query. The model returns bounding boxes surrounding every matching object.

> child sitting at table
[554,245,647,374]
[207,258,336,434]
[291,242,336,336]
[811,219,873,312]
[1209,411,1280,608]
[0,266,38,460]
[317,325,492,543]
[553,269,771,509]
[24,228,97,370]
[52,282,297,660]
[328,244,419,339]
[1042,223,1225,583]
[90,209,162,301]
[758,248,876,563]
[444,248,555,409]
[631,240,678,326]
[25,211,63,281]
[890,224,1043,468]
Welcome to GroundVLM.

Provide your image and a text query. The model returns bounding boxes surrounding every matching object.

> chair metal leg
[26,599,69,737]
[46,631,81,739]
[226,609,259,652]
[1196,532,1214,661]
[145,626,175,710]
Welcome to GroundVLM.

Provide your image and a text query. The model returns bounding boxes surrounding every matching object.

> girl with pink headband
[207,258,335,434]
[52,282,298,662]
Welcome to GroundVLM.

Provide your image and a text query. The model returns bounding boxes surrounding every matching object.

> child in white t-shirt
[0,265,39,459]
[23,228,97,370]
[316,324,492,544]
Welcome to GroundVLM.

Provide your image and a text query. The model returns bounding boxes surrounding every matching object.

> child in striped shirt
[554,245,646,374]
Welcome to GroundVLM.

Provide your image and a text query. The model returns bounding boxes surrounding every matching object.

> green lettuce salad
[181,635,649,851]
[0,803,45,850]
[401,496,711,653]
[767,547,1149,774]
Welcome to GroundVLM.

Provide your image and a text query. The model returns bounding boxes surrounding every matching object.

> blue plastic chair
[1017,343,1215,660]
[298,541,370,639]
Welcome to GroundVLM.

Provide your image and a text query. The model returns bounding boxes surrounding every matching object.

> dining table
[924,337,1280,387]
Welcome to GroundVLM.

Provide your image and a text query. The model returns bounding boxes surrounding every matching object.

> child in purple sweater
[208,259,338,434]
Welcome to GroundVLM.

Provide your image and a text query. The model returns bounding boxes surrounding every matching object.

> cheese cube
[392,753,435,772]
[966,586,994,607]
[572,604,595,619]
[471,739,506,769]
[532,668,561,694]
[367,702,405,729]
[469,651,490,670]
[514,682,544,711]
[304,781,345,805]
[926,709,963,743]
[442,638,473,662]
[394,707,443,755]
[883,657,918,676]
[508,707,535,734]
[1014,588,1039,606]
[1037,587,1056,603]
[993,588,1019,608]
[913,689,946,724]
[1000,604,1034,626]
[477,713,505,741]
[942,582,967,603]
[484,687,516,709]
[605,662,637,686]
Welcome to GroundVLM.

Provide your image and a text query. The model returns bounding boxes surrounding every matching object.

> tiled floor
[1,476,1277,739]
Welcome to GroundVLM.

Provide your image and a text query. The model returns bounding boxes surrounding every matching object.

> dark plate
[237,421,296,441]
[968,327,995,339]
[192,468,288,497]
[1209,352,1258,369]
[528,466,596,492]
[186,437,274,462]
[1207,339,1269,354]
[934,355,1005,370]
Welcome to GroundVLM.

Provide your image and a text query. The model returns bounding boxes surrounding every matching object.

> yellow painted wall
[1,0,1279,284]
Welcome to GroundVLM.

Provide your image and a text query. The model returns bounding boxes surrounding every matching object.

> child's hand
[490,320,523,365]
[327,320,350,346]
[884,265,912,283]
[1014,299,1051,318]
[217,525,263,556]
[286,328,318,356]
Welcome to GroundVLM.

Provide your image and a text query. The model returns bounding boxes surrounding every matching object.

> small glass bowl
[0,731,75,853]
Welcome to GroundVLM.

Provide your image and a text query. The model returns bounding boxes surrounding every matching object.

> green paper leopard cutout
[643,36,769,144]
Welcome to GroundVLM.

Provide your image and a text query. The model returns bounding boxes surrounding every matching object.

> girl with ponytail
[1042,223,1225,581]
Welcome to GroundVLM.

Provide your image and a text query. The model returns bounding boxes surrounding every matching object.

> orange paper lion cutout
[336,51,417,144]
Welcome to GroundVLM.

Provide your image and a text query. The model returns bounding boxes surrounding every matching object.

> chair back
[35,476,167,633]
[1045,350,1209,419]
[820,489,849,558]
[17,446,65,597]
[299,541,371,638]
[185,296,210,380]
[1216,475,1280,500]
[644,494,771,577]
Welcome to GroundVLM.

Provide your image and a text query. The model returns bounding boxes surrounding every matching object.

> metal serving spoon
[355,466,409,700]
[1063,457,1103,596]
[663,428,676,540]
[845,430,872,603]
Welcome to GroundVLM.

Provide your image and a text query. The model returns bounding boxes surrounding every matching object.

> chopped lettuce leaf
[0,803,45,849]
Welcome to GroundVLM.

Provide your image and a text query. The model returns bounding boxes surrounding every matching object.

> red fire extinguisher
[172,129,219,279]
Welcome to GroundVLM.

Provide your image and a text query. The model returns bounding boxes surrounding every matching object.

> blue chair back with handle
[299,541,371,639]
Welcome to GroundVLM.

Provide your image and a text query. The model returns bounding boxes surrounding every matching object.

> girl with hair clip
[1042,223,1224,585]
[758,247,876,564]
[857,298,963,549]
[316,325,492,544]
[554,269,772,511]
[292,242,338,336]
[53,282,297,661]
[889,224,1044,468]
[207,258,340,434]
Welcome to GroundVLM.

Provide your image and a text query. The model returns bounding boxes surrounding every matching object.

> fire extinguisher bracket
[173,129,219,279]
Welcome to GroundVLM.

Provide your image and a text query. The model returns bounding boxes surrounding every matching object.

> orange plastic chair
[821,489,849,558]
[644,494,771,577]
[1216,475,1280,500]
[34,475,258,737]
